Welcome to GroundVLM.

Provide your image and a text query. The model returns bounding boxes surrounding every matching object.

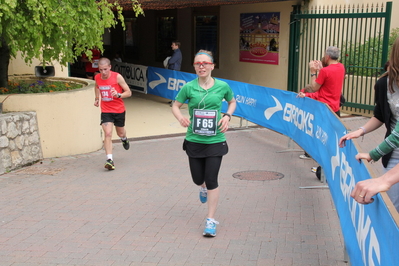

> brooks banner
[147,67,196,100]
[146,67,398,266]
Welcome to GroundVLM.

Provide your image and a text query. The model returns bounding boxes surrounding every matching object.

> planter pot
[0,77,103,158]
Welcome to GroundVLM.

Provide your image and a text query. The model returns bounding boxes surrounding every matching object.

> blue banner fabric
[147,67,196,100]
[146,66,399,266]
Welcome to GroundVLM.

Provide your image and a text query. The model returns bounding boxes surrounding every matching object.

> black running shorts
[100,112,126,127]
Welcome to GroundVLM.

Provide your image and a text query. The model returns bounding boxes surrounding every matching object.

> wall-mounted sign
[240,12,280,65]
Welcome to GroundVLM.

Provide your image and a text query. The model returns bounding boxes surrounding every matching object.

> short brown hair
[98,57,111,66]
[172,41,181,48]
[195,50,214,63]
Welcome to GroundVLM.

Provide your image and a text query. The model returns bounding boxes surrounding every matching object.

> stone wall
[0,112,42,174]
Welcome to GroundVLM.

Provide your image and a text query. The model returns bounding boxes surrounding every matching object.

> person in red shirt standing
[81,48,102,80]
[298,46,345,115]
[94,57,132,170]
[297,46,345,159]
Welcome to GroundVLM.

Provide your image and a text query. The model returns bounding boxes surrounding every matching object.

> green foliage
[1,79,82,94]
[0,0,143,65]
[342,28,399,77]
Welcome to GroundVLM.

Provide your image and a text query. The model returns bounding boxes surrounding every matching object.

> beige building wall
[213,1,298,90]
[8,52,69,77]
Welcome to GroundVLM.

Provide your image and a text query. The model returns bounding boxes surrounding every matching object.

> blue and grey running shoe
[203,218,219,237]
[199,186,207,203]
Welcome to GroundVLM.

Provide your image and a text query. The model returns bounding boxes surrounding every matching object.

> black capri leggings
[188,156,223,190]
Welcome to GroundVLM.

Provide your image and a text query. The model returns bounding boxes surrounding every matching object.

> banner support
[277,137,303,153]
[299,166,328,189]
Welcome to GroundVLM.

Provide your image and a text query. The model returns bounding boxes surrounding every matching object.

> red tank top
[95,71,125,113]
[83,49,101,73]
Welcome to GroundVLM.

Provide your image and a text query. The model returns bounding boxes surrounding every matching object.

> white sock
[107,154,113,160]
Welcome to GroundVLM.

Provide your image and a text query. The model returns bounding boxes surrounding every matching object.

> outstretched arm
[309,60,322,92]
[172,101,190,128]
[117,74,132,98]
[339,117,384,147]
[351,163,399,204]
[218,98,237,133]
[367,121,399,162]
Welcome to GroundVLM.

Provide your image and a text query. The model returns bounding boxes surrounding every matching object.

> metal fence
[288,2,392,116]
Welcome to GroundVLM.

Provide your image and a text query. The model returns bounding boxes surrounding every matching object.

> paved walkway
[0,93,386,266]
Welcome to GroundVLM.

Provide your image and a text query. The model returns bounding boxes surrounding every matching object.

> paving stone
[0,103,383,265]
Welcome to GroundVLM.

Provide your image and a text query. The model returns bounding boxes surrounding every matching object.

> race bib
[92,59,99,68]
[192,109,218,136]
[99,86,113,102]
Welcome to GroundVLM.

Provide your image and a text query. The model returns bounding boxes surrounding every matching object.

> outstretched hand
[178,117,190,128]
[350,177,391,204]
[355,152,372,163]
[339,130,363,148]
[218,115,230,133]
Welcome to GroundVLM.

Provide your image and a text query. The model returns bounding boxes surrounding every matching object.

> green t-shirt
[175,78,234,144]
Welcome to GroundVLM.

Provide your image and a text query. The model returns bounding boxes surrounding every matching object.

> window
[156,16,176,61]
[124,18,139,61]
[193,8,219,65]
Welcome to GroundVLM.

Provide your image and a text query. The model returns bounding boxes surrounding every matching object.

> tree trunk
[0,37,10,89]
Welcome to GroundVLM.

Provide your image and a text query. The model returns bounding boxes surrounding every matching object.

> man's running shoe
[203,218,219,237]
[311,167,318,173]
[199,186,207,203]
[122,139,130,150]
[104,159,115,170]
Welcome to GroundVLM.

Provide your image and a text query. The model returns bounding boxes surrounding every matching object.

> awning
[119,0,290,10]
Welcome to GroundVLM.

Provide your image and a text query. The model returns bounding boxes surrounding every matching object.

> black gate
[288,2,392,116]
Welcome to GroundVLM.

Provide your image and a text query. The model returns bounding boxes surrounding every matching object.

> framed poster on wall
[239,12,280,65]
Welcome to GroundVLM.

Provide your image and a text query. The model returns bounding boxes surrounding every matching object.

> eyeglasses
[193,62,213,68]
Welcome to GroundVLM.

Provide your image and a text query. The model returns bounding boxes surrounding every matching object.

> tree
[0,0,143,88]
[342,28,399,77]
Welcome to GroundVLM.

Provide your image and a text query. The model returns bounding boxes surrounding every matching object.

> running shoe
[104,159,115,170]
[122,139,130,150]
[311,167,317,173]
[199,186,207,203]
[299,154,311,160]
[203,218,219,237]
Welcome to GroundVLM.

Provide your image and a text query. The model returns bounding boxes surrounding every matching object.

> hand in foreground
[297,92,306,98]
[350,178,391,204]
[355,153,372,163]
[314,60,323,71]
[218,115,230,133]
[339,130,362,148]
[178,117,190,128]
[309,60,321,72]
[110,87,118,97]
